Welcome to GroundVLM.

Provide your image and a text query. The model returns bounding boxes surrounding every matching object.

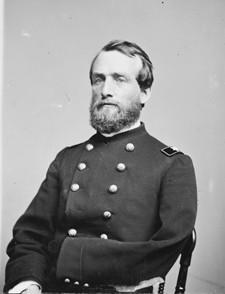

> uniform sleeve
[4,149,66,292]
[56,155,197,286]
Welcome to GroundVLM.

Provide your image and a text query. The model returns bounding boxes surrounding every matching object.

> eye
[115,77,126,84]
[93,77,104,85]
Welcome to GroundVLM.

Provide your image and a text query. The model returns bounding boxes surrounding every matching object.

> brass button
[68,228,77,237]
[103,211,112,219]
[126,143,135,152]
[78,163,86,171]
[100,234,108,239]
[64,278,70,283]
[117,163,126,172]
[109,184,118,194]
[71,183,79,192]
[86,143,94,151]
[84,283,89,287]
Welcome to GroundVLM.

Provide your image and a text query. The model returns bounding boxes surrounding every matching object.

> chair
[174,228,197,294]
[157,229,196,294]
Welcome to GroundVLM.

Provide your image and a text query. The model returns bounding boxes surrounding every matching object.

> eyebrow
[91,73,105,79]
[112,72,127,78]
[92,72,129,79]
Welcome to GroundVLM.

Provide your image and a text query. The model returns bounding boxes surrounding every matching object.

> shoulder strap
[161,146,183,157]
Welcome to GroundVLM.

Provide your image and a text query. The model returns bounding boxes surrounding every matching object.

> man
[4,40,197,293]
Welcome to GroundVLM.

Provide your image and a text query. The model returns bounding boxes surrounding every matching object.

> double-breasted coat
[4,124,197,292]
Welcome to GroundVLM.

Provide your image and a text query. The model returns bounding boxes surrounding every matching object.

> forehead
[92,51,142,77]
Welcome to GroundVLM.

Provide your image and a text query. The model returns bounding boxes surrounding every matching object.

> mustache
[94,100,119,109]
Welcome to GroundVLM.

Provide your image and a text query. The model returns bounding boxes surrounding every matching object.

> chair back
[174,229,197,294]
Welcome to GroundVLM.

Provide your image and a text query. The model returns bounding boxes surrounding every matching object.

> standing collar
[90,122,147,144]
[101,120,141,137]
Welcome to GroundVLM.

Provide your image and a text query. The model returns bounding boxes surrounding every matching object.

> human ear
[140,88,151,104]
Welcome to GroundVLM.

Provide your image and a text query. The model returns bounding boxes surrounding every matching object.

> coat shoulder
[143,133,192,168]
[145,133,183,157]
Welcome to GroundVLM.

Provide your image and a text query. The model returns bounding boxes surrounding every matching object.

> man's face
[89,50,145,134]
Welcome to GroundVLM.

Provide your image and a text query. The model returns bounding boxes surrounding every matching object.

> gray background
[1,0,225,292]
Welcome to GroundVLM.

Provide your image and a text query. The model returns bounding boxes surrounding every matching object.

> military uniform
[4,123,197,292]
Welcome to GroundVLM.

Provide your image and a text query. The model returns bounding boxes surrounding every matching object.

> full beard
[89,99,142,134]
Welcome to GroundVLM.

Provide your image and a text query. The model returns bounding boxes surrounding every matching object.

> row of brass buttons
[68,229,109,240]
[71,183,119,194]
[68,209,112,237]
[85,143,135,152]
[67,142,135,254]
[64,278,89,287]
[71,162,126,193]
[77,162,126,173]
[71,142,134,193]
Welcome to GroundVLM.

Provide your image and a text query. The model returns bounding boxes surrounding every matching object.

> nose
[101,77,113,98]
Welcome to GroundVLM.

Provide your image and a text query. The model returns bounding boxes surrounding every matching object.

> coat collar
[89,122,148,144]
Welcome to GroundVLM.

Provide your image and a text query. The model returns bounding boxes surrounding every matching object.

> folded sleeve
[4,148,67,292]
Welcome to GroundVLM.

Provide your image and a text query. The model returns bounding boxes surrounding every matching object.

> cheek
[92,88,101,101]
[119,87,140,102]
[129,86,142,101]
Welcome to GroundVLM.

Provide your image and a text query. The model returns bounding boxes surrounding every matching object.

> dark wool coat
[4,124,197,292]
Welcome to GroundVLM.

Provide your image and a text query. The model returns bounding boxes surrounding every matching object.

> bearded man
[4,40,197,294]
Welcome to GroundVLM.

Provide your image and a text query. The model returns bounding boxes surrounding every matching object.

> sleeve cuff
[8,281,42,293]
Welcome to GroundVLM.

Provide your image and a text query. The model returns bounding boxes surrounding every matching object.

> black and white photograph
[1,1,225,293]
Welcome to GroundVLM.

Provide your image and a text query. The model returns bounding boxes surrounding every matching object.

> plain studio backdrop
[1,0,225,293]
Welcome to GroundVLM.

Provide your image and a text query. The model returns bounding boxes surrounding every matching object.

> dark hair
[89,40,154,91]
